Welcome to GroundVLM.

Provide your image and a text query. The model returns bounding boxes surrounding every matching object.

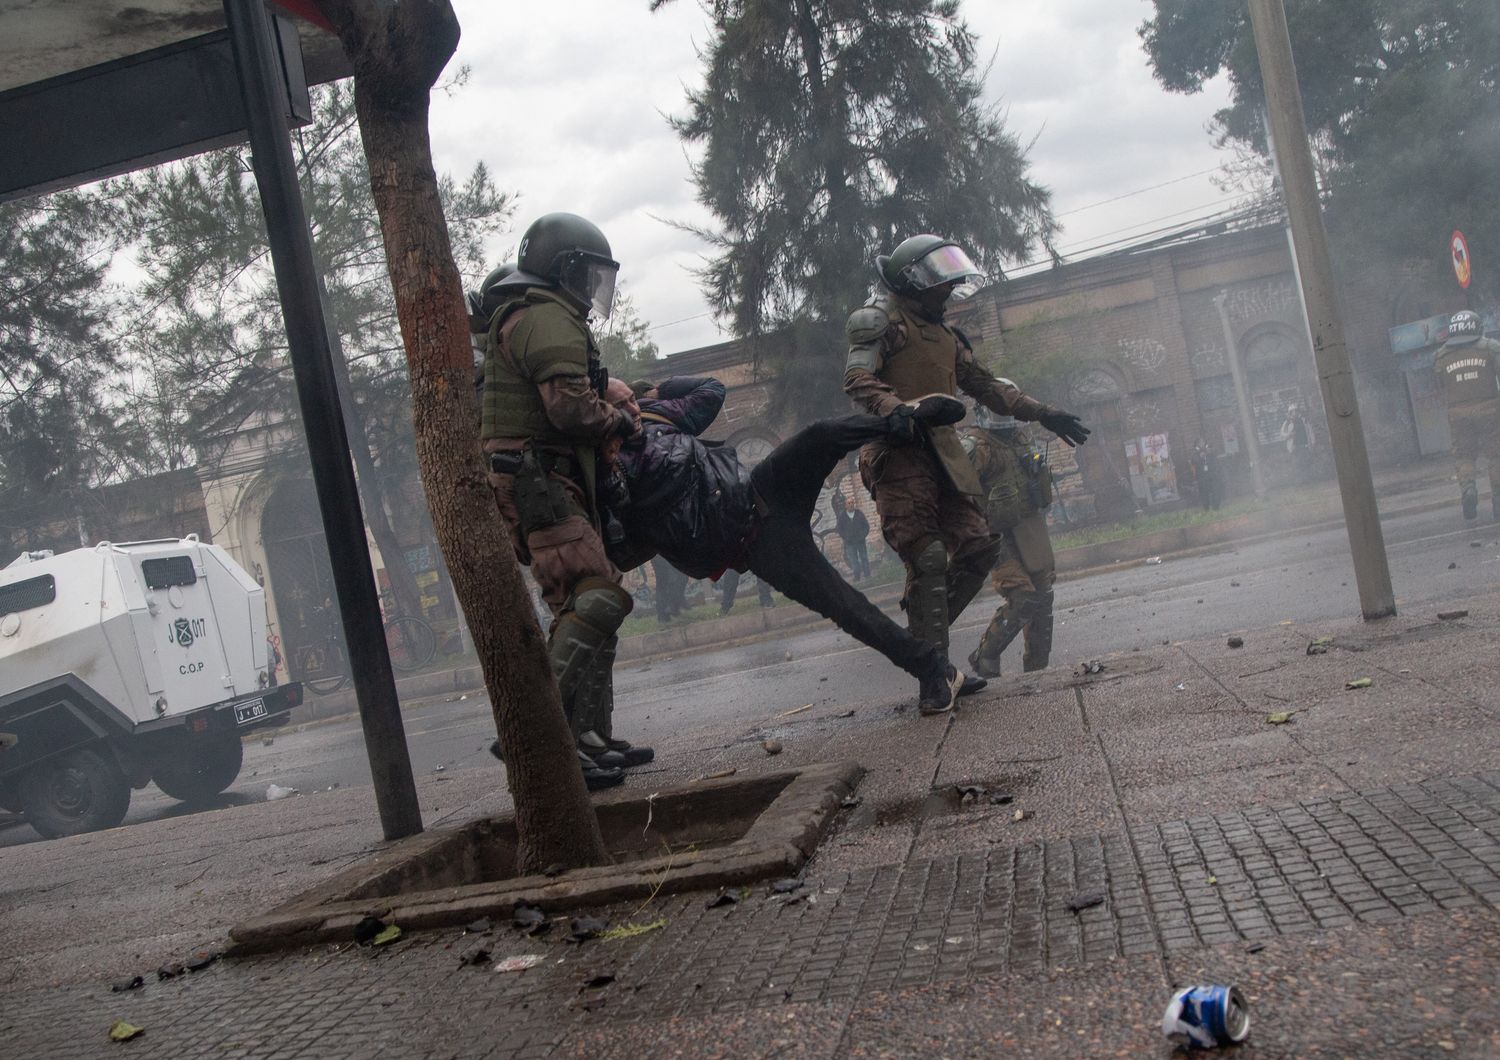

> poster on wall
[1127,433,1180,505]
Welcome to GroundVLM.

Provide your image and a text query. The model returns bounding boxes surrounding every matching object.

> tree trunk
[316,0,608,872]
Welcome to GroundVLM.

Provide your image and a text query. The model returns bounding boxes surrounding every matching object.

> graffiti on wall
[1190,343,1228,375]
[1223,279,1298,323]
[1116,335,1168,374]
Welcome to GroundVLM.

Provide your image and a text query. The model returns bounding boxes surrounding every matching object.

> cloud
[432,0,1234,351]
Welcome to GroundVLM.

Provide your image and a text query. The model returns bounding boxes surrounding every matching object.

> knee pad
[568,577,634,636]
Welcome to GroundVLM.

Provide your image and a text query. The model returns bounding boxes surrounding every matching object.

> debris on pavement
[543,863,566,878]
[1266,712,1294,725]
[1345,677,1374,689]
[1471,541,1483,548]
[693,767,738,782]
[184,951,218,972]
[770,878,803,894]
[599,918,666,942]
[431,765,445,773]
[1245,943,1266,955]
[155,964,184,981]
[459,948,491,967]
[494,955,545,973]
[1448,562,1459,570]
[261,737,274,746]
[371,925,402,946]
[1076,659,1106,675]
[1226,636,1244,649]
[1230,580,1241,588]
[110,976,143,993]
[1066,892,1105,913]
[833,708,856,718]
[705,890,741,909]
[1306,636,1333,655]
[512,905,549,936]
[1012,808,1031,823]
[774,703,812,719]
[583,973,615,989]
[353,917,386,945]
[265,783,299,801]
[956,784,987,804]
[1161,984,1251,1049]
[1145,556,1162,565]
[464,918,492,935]
[839,795,863,809]
[989,792,1015,806]
[108,1020,144,1043]
[761,738,783,755]
[1438,609,1470,621]
[568,917,609,943]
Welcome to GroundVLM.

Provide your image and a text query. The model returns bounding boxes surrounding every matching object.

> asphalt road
[5,500,1498,846]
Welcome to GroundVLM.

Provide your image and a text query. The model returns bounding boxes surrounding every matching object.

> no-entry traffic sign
[1452,230,1472,290]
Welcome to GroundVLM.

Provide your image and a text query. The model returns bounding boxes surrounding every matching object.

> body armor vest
[870,292,961,399]
[480,288,602,445]
[1434,337,1500,410]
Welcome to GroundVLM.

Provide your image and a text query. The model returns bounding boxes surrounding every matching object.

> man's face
[605,378,640,425]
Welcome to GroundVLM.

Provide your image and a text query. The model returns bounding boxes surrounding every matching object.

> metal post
[1213,291,1267,498]
[223,0,423,837]
[1247,0,1396,620]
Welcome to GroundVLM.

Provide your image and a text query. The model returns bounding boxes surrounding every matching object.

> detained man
[600,376,979,716]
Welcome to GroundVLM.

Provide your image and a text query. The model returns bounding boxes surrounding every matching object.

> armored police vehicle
[0,537,302,838]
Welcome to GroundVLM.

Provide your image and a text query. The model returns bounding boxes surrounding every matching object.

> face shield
[559,252,620,321]
[902,243,984,296]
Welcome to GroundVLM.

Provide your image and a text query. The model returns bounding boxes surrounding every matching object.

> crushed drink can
[1162,985,1250,1048]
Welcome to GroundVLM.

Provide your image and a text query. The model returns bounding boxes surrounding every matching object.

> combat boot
[1462,482,1479,520]
[968,590,1041,678]
[1022,590,1055,673]
[548,578,633,735]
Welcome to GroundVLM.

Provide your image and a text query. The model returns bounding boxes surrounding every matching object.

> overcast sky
[428,0,1235,354]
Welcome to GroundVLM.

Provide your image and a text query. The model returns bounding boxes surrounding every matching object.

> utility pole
[1213,291,1267,498]
[1247,0,1395,620]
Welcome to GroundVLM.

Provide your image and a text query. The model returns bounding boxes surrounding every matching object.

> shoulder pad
[845,304,891,345]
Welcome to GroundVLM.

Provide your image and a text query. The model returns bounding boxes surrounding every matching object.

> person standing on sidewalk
[962,408,1057,677]
[601,376,972,715]
[1190,438,1221,511]
[833,492,872,582]
[1433,309,1500,521]
[843,234,1089,675]
[479,212,651,791]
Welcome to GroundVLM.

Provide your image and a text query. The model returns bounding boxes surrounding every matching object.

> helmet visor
[560,252,620,320]
[903,244,984,293]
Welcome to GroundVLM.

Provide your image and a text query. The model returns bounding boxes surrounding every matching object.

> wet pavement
[5,540,1500,1054]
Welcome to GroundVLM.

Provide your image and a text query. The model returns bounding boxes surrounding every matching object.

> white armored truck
[0,537,302,838]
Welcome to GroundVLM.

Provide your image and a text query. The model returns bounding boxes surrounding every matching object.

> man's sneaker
[918,663,954,716]
[967,647,1002,679]
[582,730,654,768]
[903,394,967,427]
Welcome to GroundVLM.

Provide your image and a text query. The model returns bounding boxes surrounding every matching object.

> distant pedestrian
[651,557,687,624]
[1190,439,1221,511]
[833,492,872,581]
[717,568,774,614]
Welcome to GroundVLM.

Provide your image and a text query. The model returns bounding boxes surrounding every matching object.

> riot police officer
[962,406,1056,677]
[479,213,650,789]
[1433,309,1500,520]
[843,234,1088,670]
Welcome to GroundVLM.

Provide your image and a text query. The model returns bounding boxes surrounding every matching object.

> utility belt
[491,445,592,537]
[985,447,1053,530]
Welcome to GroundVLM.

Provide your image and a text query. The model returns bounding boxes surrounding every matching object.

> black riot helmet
[1448,309,1482,346]
[506,212,620,321]
[467,261,517,334]
[877,235,985,301]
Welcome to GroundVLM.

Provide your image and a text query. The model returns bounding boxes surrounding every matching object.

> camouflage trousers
[487,467,620,619]
[988,514,1057,663]
[1448,401,1500,494]
[859,442,995,569]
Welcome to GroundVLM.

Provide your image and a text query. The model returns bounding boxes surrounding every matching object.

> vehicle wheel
[19,746,131,839]
[305,672,348,696]
[151,731,244,803]
[384,616,436,672]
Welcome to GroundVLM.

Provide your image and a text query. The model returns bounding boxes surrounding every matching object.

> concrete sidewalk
[6,584,1500,1056]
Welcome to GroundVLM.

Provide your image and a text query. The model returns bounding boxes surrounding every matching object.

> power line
[1055,167,1223,219]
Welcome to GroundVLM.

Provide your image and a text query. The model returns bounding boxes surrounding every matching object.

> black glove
[1038,409,1090,447]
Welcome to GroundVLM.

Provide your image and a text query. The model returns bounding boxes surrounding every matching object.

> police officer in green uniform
[962,406,1056,677]
[1433,309,1500,520]
[478,213,650,790]
[843,235,1089,670]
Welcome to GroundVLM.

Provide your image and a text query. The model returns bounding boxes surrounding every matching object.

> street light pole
[1246,0,1396,620]
[1213,291,1267,498]
[223,0,423,837]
